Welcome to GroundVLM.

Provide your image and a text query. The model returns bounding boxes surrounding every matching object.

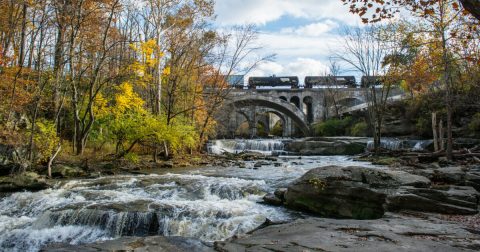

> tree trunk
[432,112,439,152]
[47,144,62,178]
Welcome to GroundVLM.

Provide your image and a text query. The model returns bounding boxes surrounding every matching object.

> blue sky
[213,0,365,83]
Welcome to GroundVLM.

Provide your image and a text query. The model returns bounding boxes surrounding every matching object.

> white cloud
[281,20,339,37]
[214,0,359,26]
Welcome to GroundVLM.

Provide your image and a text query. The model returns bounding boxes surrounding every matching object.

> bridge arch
[290,96,300,109]
[338,97,364,107]
[226,95,311,135]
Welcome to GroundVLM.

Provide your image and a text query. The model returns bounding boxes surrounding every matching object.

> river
[0,139,379,252]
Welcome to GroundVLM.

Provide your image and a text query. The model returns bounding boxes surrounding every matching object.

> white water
[208,139,285,155]
[367,138,433,151]
[0,143,379,251]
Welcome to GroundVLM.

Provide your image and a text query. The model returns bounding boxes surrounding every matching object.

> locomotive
[304,76,356,88]
[248,76,300,89]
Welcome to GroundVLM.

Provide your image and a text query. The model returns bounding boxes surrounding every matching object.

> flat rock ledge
[41,236,214,252]
[215,214,480,252]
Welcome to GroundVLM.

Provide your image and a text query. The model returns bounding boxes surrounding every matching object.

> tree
[335,25,394,151]
[341,0,480,22]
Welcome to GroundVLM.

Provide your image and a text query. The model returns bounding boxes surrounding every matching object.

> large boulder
[412,166,480,192]
[387,185,479,215]
[0,143,30,173]
[284,166,431,219]
[51,165,87,178]
[0,172,49,192]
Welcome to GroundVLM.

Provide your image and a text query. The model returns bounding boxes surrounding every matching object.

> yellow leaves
[114,82,146,114]
[162,66,171,76]
[130,39,163,69]
[93,92,109,117]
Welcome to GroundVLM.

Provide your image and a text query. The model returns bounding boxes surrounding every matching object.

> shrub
[314,117,352,136]
[270,121,283,136]
[351,121,368,136]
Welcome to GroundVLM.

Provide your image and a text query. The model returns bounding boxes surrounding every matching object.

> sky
[213,0,366,84]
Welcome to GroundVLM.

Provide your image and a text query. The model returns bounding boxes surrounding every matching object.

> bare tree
[335,25,393,151]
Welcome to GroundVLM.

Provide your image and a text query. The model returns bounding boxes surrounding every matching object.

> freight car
[248,76,299,89]
[304,76,356,88]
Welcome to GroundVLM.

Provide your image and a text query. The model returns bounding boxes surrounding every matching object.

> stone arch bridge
[216,88,404,137]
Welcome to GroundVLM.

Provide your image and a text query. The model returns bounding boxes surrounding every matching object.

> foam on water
[0,173,288,251]
[208,139,285,155]
[0,153,379,251]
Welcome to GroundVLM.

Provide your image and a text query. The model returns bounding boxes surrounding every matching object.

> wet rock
[285,138,367,155]
[387,185,479,215]
[0,172,48,192]
[274,188,287,201]
[51,165,87,178]
[273,162,282,167]
[253,161,269,168]
[238,163,246,169]
[263,193,283,206]
[215,214,480,251]
[162,161,174,168]
[42,236,213,252]
[284,166,431,219]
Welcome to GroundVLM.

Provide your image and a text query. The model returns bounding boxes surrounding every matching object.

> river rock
[412,166,480,191]
[215,214,480,252]
[162,161,174,168]
[284,166,431,219]
[0,172,48,192]
[274,188,287,201]
[285,138,366,155]
[51,165,87,178]
[254,161,269,168]
[262,193,283,206]
[386,185,479,215]
[42,236,213,252]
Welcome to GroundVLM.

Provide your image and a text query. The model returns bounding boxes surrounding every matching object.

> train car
[361,76,384,87]
[304,76,356,88]
[248,76,299,89]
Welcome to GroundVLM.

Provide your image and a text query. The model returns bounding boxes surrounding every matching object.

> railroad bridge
[216,88,404,137]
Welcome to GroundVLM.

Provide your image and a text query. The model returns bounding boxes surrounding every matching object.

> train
[248,76,299,89]
[304,76,356,88]
[244,75,384,89]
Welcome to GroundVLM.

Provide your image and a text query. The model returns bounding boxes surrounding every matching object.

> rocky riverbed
[2,138,480,251]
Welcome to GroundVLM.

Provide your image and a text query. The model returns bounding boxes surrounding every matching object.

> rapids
[0,153,377,252]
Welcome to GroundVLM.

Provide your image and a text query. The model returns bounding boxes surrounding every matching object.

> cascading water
[0,174,287,252]
[367,138,433,151]
[208,139,286,155]
[0,154,378,252]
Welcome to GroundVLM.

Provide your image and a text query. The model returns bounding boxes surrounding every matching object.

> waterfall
[208,139,286,155]
[0,174,288,252]
[367,139,433,151]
